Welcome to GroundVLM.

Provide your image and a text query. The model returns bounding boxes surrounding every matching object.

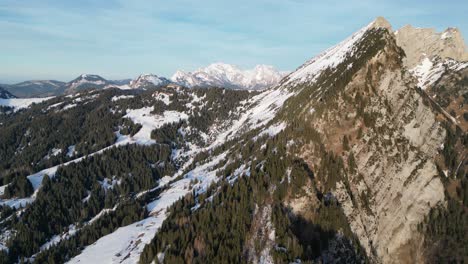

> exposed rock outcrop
[395,25,468,68]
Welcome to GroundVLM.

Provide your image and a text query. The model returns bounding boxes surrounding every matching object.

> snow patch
[0,97,53,111]
[111,95,135,101]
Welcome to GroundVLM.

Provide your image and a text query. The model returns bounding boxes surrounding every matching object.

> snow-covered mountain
[129,74,172,89]
[64,74,112,94]
[0,16,467,264]
[172,63,287,90]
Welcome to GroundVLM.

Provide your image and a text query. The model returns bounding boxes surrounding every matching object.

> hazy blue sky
[1,0,467,83]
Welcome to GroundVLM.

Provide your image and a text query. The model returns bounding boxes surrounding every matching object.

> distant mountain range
[2,64,286,98]
[172,63,288,90]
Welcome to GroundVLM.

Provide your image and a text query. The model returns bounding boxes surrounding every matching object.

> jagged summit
[171,63,287,90]
[395,24,468,67]
[370,16,392,31]
[281,17,395,88]
[129,74,171,89]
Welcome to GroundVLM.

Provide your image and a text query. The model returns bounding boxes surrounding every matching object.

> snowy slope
[283,17,391,87]
[67,152,228,264]
[411,57,468,89]
[0,96,54,111]
[64,74,112,93]
[172,63,287,90]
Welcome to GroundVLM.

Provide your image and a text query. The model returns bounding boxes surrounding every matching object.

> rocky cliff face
[276,17,462,263]
[1,17,465,264]
[395,25,468,68]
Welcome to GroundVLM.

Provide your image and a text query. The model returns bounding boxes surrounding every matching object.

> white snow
[0,184,7,196]
[67,151,228,264]
[111,95,135,101]
[211,88,294,147]
[172,63,287,90]
[153,92,171,105]
[0,97,53,111]
[411,57,468,90]
[124,107,189,145]
[129,74,168,89]
[441,31,451,40]
[67,145,76,157]
[284,19,381,87]
[99,178,120,190]
[40,225,78,251]
[62,103,77,111]
[254,122,286,140]
[0,106,190,208]
[68,75,106,90]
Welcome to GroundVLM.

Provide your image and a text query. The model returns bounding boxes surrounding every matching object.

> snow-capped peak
[129,74,171,89]
[171,63,287,90]
[64,74,110,93]
[282,17,392,87]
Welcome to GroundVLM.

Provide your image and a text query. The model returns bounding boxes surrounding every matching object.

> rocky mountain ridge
[0,17,466,264]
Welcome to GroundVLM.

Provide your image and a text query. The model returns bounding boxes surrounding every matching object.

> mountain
[129,74,172,89]
[3,80,66,98]
[0,86,16,99]
[0,17,467,264]
[395,25,468,68]
[172,63,287,90]
[63,74,113,94]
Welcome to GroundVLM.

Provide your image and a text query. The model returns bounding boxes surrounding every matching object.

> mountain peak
[395,24,468,67]
[129,73,171,89]
[370,16,392,31]
[282,17,395,88]
[171,63,286,90]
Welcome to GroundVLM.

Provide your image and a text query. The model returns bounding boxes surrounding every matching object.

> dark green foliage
[2,173,33,198]
[33,199,146,264]
[317,148,346,192]
[0,89,141,195]
[280,28,396,121]
[419,174,468,263]
[5,144,173,261]
[272,202,366,263]
[418,120,468,263]
[187,88,253,133]
[140,178,254,264]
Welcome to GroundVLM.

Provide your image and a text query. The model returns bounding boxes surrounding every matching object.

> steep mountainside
[0,17,466,264]
[396,25,468,68]
[172,63,287,90]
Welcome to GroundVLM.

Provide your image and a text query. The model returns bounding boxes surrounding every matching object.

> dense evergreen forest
[418,122,468,264]
[140,119,367,263]
[0,86,259,263]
